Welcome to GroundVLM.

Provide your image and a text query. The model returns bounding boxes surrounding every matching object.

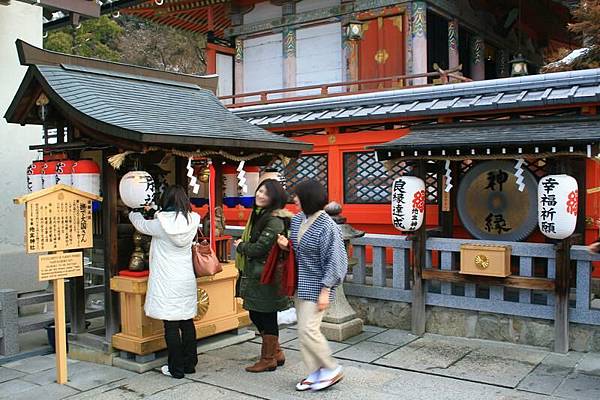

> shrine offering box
[460,244,511,277]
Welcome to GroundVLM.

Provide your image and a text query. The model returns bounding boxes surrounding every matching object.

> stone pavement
[1,325,600,399]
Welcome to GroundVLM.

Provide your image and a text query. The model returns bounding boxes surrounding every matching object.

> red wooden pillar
[326,127,343,204]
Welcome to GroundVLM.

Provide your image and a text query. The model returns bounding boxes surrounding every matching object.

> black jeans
[163,319,198,378]
[249,310,279,336]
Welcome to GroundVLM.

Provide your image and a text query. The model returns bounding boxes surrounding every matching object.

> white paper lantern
[223,165,240,208]
[538,174,578,239]
[72,159,101,196]
[27,161,45,192]
[391,176,426,231]
[119,171,156,208]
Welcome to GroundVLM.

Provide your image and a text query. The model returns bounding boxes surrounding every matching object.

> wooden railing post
[0,289,19,356]
[554,238,572,353]
[411,160,427,336]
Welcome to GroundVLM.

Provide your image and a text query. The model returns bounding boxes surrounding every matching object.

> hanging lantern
[72,159,101,196]
[391,176,426,232]
[42,161,60,189]
[538,174,578,240]
[240,166,260,208]
[119,171,156,209]
[27,161,45,192]
[56,160,74,186]
[223,165,240,208]
[189,165,209,207]
[345,20,365,41]
[510,53,529,77]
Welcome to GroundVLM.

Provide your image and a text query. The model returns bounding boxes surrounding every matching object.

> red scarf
[260,242,296,296]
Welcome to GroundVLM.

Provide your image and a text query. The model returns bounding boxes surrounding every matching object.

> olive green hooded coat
[236,209,293,313]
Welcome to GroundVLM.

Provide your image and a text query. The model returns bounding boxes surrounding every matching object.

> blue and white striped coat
[290,212,348,303]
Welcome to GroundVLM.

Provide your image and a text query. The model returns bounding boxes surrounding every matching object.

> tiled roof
[232,69,600,129]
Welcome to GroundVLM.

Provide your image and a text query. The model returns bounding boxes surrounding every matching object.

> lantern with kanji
[538,174,578,240]
[27,160,45,192]
[119,171,156,209]
[391,176,426,232]
[72,159,100,196]
[56,160,74,186]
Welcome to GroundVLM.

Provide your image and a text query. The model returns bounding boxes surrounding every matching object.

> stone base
[321,318,364,342]
[113,328,255,374]
[68,342,117,366]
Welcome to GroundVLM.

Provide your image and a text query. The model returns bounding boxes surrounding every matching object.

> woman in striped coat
[277,180,348,392]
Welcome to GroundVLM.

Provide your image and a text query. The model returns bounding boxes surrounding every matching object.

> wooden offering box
[110,262,250,355]
[460,244,512,277]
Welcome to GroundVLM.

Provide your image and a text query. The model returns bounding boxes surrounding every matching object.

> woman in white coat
[129,185,201,379]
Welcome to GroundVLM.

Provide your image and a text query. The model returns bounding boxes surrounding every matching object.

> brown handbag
[192,230,222,277]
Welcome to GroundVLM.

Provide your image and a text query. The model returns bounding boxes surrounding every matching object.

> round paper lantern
[27,161,45,192]
[72,159,101,196]
[538,174,578,239]
[42,161,60,189]
[223,165,240,208]
[119,171,156,208]
[391,176,426,232]
[56,160,74,186]
[240,166,260,208]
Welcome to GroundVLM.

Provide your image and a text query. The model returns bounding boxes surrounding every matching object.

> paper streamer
[237,160,248,194]
[514,158,526,192]
[186,157,200,194]
[444,160,453,193]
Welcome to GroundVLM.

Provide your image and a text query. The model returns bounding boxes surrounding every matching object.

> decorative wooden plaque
[460,244,512,277]
[14,184,102,254]
[39,252,83,281]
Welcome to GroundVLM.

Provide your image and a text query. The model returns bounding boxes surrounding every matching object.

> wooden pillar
[411,160,427,336]
[283,27,297,92]
[234,38,244,100]
[410,1,428,85]
[470,36,485,81]
[345,38,359,91]
[67,276,86,334]
[448,19,459,70]
[102,150,120,343]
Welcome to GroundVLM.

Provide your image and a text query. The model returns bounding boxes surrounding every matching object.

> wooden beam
[554,238,570,353]
[422,270,555,291]
[411,160,427,336]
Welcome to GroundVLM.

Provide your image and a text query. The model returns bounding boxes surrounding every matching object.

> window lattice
[426,172,438,204]
[266,154,328,195]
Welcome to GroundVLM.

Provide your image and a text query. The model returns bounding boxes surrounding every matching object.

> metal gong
[457,160,538,241]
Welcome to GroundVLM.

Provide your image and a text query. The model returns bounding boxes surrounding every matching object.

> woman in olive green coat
[234,179,292,373]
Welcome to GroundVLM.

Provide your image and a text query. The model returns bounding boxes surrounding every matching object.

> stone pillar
[0,289,19,355]
[470,36,485,81]
[409,1,428,85]
[282,27,297,92]
[448,19,459,70]
[321,202,365,342]
[234,37,244,97]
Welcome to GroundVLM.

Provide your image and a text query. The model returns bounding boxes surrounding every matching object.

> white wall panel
[296,23,342,93]
[216,53,233,104]
[243,33,283,99]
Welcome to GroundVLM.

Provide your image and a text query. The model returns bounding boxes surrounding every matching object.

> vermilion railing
[219,65,470,108]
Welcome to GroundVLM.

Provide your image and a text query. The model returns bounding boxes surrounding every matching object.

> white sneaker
[310,365,343,391]
[160,365,172,377]
[295,369,320,391]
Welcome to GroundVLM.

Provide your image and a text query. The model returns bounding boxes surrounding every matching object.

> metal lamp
[510,53,529,77]
[345,20,364,41]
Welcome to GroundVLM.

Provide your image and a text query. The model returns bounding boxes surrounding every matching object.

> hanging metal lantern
[391,176,426,232]
[510,53,529,77]
[538,174,578,240]
[345,20,365,41]
[119,171,156,209]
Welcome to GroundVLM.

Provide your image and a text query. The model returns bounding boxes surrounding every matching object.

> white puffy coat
[129,211,200,321]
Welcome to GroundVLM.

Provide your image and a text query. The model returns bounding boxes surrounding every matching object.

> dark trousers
[163,319,198,378]
[249,310,279,336]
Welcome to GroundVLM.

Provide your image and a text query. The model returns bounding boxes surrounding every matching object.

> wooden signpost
[14,184,101,384]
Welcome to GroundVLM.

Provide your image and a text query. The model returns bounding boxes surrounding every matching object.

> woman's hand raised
[277,234,289,250]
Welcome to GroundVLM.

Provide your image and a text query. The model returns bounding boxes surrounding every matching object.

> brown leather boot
[245,335,278,373]
[275,338,285,366]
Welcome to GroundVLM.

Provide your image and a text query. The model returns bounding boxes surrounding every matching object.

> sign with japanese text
[538,174,578,240]
[391,176,425,232]
[39,252,83,281]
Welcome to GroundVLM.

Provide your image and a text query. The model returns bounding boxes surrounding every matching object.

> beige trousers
[295,297,338,373]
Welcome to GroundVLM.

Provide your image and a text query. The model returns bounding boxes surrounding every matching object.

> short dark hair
[256,179,288,210]
[159,185,191,221]
[294,180,327,215]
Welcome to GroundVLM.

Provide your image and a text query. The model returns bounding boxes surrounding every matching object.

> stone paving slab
[334,341,398,363]
[148,381,259,400]
[575,352,600,377]
[517,352,585,395]
[9,382,79,400]
[554,373,600,400]
[367,329,418,347]
[250,328,297,345]
[0,366,25,383]
[363,325,387,333]
[341,330,380,345]
[282,337,351,354]
[0,378,40,399]
[3,355,59,374]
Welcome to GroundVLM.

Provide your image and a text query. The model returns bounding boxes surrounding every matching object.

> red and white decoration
[27,161,45,192]
[72,159,101,196]
[223,165,240,207]
[538,174,578,239]
[391,176,426,232]
[56,160,74,186]
[119,171,156,208]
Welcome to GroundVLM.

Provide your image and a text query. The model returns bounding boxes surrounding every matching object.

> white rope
[444,160,453,193]
[236,160,248,194]
[514,158,526,192]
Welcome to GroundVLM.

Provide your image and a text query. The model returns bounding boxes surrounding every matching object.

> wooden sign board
[39,252,83,281]
[14,185,102,254]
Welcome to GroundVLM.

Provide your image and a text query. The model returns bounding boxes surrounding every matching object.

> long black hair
[294,179,327,215]
[248,179,288,234]
[159,185,192,222]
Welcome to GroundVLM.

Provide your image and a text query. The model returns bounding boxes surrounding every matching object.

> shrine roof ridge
[14,184,103,205]
[232,68,600,128]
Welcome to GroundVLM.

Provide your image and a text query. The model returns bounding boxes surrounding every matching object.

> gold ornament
[474,254,489,270]
[195,288,210,320]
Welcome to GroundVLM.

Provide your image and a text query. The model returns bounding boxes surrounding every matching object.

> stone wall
[348,296,600,352]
